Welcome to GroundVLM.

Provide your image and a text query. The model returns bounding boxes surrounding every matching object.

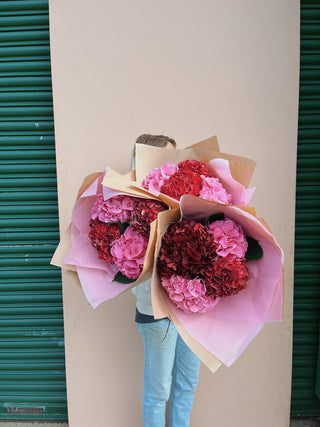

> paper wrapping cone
[102,136,256,208]
[151,196,284,369]
[51,170,160,307]
[102,136,220,200]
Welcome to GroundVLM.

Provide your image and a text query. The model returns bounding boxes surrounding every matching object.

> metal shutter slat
[291,1,320,417]
[0,0,67,421]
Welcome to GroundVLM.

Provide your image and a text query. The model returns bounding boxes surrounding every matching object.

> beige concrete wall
[49,1,300,426]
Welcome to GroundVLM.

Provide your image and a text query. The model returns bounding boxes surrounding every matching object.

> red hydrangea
[177,160,212,177]
[130,199,168,237]
[158,219,217,279]
[88,218,121,264]
[160,171,203,200]
[204,255,250,297]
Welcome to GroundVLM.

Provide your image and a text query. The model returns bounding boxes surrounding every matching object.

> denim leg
[137,320,178,427]
[169,334,201,427]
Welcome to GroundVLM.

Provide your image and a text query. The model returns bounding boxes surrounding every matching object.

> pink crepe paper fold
[206,158,255,206]
[64,168,156,308]
[168,295,264,366]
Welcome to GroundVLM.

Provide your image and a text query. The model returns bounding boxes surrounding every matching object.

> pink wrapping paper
[168,298,264,366]
[152,195,284,367]
[206,158,255,206]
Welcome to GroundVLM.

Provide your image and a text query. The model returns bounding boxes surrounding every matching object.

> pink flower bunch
[208,218,248,258]
[142,160,232,204]
[199,176,232,204]
[142,163,178,192]
[161,274,219,314]
[111,226,148,279]
[91,194,136,223]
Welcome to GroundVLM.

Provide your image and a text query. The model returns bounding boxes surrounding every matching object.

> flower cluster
[142,163,178,192]
[161,275,218,313]
[88,219,121,264]
[130,199,168,238]
[111,226,148,279]
[178,159,212,177]
[142,159,232,203]
[89,195,167,281]
[158,217,251,313]
[208,218,248,258]
[91,194,135,223]
[158,219,217,280]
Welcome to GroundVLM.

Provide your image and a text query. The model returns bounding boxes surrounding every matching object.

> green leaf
[245,236,263,261]
[206,212,225,226]
[108,221,129,234]
[113,271,135,284]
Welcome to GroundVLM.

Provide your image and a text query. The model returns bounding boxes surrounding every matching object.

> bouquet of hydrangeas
[158,212,261,314]
[52,169,168,308]
[104,136,256,209]
[51,135,284,372]
[151,195,284,371]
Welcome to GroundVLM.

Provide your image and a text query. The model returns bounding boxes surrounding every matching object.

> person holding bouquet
[132,134,201,427]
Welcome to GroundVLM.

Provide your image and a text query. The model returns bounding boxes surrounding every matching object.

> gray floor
[290,418,320,427]
[0,419,319,426]
[0,423,68,426]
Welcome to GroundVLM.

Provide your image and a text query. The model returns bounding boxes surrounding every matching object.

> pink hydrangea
[161,274,219,314]
[111,226,148,279]
[142,163,178,192]
[91,194,136,223]
[208,218,248,258]
[199,176,232,204]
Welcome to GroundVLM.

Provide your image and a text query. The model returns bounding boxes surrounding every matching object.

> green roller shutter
[0,0,67,421]
[291,0,320,417]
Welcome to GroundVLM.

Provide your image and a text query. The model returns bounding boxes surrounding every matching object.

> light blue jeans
[137,319,201,427]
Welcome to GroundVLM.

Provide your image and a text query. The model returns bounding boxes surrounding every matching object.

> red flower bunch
[88,219,121,264]
[158,219,216,279]
[161,171,203,200]
[177,159,212,177]
[130,199,168,238]
[158,216,252,313]
[205,255,249,297]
